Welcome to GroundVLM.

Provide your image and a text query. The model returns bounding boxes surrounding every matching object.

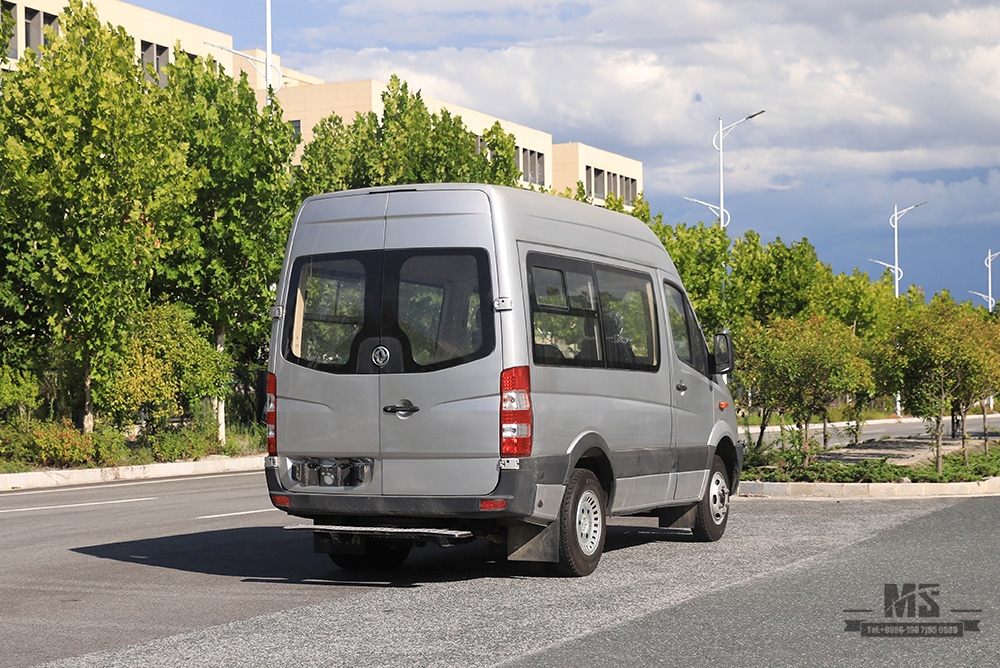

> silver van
[265,184,741,576]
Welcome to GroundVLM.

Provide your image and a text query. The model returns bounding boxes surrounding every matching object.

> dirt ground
[815,433,993,466]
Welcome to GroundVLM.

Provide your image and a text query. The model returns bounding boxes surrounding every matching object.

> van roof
[298,183,680,280]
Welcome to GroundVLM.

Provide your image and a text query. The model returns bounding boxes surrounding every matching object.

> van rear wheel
[329,540,411,570]
[557,468,606,576]
[692,455,730,542]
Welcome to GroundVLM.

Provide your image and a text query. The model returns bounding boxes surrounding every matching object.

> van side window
[594,266,659,370]
[664,282,711,377]
[529,256,601,367]
[527,253,658,372]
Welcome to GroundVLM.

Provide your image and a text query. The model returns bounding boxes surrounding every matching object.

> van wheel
[557,469,606,576]
[692,455,730,542]
[329,540,411,570]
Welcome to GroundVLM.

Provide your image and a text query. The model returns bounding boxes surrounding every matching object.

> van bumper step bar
[285,524,475,544]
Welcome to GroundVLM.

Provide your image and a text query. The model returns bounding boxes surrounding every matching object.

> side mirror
[713,332,734,375]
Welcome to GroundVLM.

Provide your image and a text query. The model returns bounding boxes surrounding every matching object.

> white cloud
[274,0,1000,296]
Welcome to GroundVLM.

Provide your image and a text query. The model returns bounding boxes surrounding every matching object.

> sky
[126,0,1000,303]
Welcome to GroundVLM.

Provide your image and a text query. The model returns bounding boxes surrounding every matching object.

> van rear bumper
[265,464,543,520]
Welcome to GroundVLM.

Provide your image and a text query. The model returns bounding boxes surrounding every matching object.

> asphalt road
[2,472,998,667]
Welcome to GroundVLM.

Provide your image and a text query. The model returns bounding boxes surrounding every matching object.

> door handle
[383,404,420,414]
[676,382,688,393]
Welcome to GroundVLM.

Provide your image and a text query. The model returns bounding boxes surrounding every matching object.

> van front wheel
[557,468,606,576]
[692,455,730,542]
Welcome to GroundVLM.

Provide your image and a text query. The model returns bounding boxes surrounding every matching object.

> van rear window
[283,249,494,374]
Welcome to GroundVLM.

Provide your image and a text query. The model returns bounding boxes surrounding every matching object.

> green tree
[728,232,822,325]
[946,304,1000,457]
[648,221,730,333]
[154,52,297,442]
[293,75,518,200]
[99,302,231,429]
[896,292,977,473]
[0,0,191,432]
[743,316,873,464]
[0,366,39,419]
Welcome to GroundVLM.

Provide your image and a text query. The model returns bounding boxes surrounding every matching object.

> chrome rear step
[285,524,475,544]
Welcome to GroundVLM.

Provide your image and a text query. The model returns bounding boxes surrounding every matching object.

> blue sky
[126,0,1000,302]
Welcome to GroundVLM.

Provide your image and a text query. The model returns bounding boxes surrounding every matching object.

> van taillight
[266,372,277,456]
[500,366,532,457]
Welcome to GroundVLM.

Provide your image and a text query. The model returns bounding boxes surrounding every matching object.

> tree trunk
[960,406,968,466]
[935,415,943,476]
[802,419,811,466]
[755,408,772,452]
[213,326,226,444]
[82,360,94,434]
[982,399,991,455]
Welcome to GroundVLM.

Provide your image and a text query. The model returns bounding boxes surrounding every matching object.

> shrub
[33,419,98,467]
[97,302,232,429]
[0,366,40,419]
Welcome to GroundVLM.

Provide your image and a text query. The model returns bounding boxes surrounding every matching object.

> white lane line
[1,471,262,497]
[196,508,278,520]
[0,496,157,514]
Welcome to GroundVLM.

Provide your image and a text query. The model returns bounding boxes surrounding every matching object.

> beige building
[2,0,642,203]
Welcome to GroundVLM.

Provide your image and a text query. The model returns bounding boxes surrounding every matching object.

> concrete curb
[739,477,1000,499]
[0,455,264,492]
[4,455,999,499]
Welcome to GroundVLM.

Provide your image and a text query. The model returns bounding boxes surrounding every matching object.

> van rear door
[377,190,501,496]
[278,189,502,498]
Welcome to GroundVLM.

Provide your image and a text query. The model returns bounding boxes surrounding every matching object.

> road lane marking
[196,508,278,520]
[0,496,157,514]
[0,471,262,497]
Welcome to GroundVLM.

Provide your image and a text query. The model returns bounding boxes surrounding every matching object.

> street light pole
[684,110,765,228]
[970,249,1000,312]
[265,0,273,102]
[868,201,927,299]
[868,200,927,417]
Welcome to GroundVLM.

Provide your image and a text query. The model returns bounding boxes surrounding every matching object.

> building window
[23,8,57,53]
[519,148,545,186]
[594,168,605,199]
[141,40,169,86]
[2,2,15,61]
[623,177,637,205]
[290,119,301,141]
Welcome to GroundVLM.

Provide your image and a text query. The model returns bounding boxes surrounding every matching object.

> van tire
[557,468,606,576]
[692,455,730,542]
[329,540,411,570]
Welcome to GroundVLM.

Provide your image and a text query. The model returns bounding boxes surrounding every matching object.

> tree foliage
[0,0,191,431]
[155,51,297,361]
[293,75,519,200]
[648,221,729,333]
[98,303,231,428]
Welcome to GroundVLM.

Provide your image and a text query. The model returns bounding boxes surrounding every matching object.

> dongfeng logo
[372,345,391,368]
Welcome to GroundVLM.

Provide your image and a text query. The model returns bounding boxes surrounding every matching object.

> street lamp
[204,1,281,104]
[867,201,927,299]
[684,109,765,228]
[970,249,1000,312]
[868,200,927,417]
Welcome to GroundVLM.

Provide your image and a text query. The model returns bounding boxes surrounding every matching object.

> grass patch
[743,443,1000,483]
[0,415,264,472]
